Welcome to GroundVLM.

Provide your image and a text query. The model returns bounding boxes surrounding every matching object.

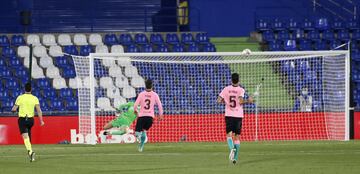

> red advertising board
[1,111,345,144]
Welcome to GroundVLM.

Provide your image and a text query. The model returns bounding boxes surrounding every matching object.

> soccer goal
[72,51,350,144]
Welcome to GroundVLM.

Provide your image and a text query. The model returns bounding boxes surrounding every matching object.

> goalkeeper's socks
[24,137,33,155]
[227,137,234,151]
[234,140,240,161]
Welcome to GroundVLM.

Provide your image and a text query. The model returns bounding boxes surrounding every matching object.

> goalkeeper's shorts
[111,118,130,127]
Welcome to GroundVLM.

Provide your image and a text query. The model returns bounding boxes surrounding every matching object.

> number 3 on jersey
[144,99,151,110]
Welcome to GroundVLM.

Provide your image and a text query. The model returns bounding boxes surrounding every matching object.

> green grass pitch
[1,141,360,174]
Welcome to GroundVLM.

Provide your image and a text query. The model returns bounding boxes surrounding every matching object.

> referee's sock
[24,137,33,155]
[234,140,240,160]
[227,137,234,151]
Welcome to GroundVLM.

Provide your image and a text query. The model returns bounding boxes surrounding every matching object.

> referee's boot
[28,151,36,162]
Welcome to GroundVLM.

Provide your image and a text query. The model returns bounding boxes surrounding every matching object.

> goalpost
[72,51,350,144]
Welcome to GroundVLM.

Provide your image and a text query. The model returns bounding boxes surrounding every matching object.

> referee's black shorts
[135,116,153,132]
[225,116,243,135]
[18,117,34,134]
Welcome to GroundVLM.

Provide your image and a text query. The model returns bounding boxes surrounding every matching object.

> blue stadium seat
[0,58,5,67]
[272,18,286,31]
[181,33,195,44]
[150,33,164,45]
[0,35,10,47]
[104,34,118,46]
[8,58,22,68]
[287,18,300,31]
[0,90,9,99]
[347,19,359,30]
[11,35,25,46]
[188,43,200,52]
[278,30,290,41]
[195,33,210,44]
[79,45,93,56]
[126,44,138,52]
[65,98,78,111]
[297,60,310,72]
[337,29,350,41]
[32,90,42,98]
[284,40,297,51]
[256,19,270,31]
[262,30,275,42]
[172,44,185,52]
[307,30,320,41]
[19,76,29,86]
[322,30,335,41]
[14,67,28,78]
[166,33,180,45]
[4,78,19,89]
[315,18,330,30]
[43,88,57,98]
[95,88,105,98]
[134,33,148,45]
[139,44,153,52]
[119,34,133,46]
[10,89,22,99]
[1,98,13,112]
[268,40,281,51]
[36,78,51,89]
[40,100,50,111]
[302,18,314,31]
[2,47,16,57]
[59,88,74,99]
[64,45,78,55]
[298,39,312,51]
[351,40,358,50]
[155,44,168,52]
[332,19,344,30]
[0,67,12,78]
[352,30,360,41]
[62,66,76,78]
[50,98,65,111]
[55,56,70,68]
[203,43,216,52]
[329,40,342,50]
[314,40,327,50]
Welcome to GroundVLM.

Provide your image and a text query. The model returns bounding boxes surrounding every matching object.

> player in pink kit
[134,79,163,152]
[217,73,254,164]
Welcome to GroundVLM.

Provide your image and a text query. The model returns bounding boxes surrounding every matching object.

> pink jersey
[219,85,245,118]
[134,90,163,118]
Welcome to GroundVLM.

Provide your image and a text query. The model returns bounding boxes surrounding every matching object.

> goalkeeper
[103,101,137,136]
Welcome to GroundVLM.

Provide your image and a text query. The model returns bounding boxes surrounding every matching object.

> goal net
[72,51,350,144]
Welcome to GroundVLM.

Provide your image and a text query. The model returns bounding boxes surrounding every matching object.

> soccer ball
[242,48,252,55]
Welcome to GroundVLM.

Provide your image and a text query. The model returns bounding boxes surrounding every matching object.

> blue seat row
[257,18,359,31]
[104,32,211,46]
[0,35,26,47]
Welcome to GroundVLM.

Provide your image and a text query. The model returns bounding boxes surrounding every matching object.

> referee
[11,83,44,162]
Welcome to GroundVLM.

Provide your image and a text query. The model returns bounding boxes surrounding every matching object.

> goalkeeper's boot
[232,159,237,165]
[28,151,35,162]
[229,148,235,161]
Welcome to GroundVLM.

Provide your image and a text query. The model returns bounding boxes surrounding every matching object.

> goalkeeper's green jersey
[117,102,137,123]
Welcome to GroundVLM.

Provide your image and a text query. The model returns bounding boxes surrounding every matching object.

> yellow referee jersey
[15,94,40,118]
